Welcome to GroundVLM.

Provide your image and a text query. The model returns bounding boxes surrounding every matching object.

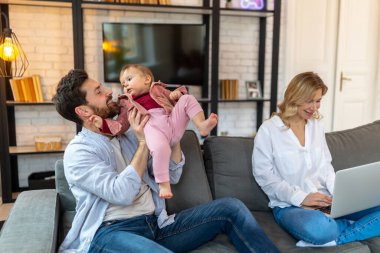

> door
[332,0,379,131]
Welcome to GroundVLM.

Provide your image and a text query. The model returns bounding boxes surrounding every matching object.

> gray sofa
[1,120,380,253]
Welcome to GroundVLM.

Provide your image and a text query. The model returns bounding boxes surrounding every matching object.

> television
[102,23,207,86]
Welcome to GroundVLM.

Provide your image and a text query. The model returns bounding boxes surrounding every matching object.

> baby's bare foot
[198,113,218,136]
[159,182,173,199]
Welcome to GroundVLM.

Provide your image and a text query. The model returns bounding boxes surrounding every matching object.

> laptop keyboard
[317,205,332,215]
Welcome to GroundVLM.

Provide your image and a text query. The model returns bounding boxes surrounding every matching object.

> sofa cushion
[55,159,76,212]
[0,190,59,253]
[189,234,237,253]
[58,211,76,244]
[326,120,380,172]
[203,136,270,212]
[362,236,380,252]
[166,130,213,214]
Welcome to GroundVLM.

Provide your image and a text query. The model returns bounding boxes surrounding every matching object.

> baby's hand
[89,115,103,129]
[169,90,182,100]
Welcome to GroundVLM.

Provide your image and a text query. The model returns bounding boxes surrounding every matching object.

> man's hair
[52,69,88,125]
[119,64,155,83]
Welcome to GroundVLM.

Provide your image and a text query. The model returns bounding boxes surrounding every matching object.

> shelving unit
[209,0,280,135]
[0,97,64,202]
[0,0,280,203]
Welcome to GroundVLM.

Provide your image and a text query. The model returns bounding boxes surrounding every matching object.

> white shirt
[103,138,155,222]
[252,116,335,208]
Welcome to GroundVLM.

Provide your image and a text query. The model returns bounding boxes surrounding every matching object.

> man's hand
[128,108,149,143]
[301,192,332,208]
[169,90,182,101]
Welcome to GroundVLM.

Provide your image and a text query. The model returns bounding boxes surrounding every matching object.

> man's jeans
[273,205,380,245]
[89,197,280,253]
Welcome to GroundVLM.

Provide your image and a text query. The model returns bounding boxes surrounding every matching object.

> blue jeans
[273,205,380,245]
[89,197,280,253]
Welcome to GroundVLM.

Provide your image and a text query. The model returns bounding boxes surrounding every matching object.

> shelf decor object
[246,80,262,99]
[0,11,29,77]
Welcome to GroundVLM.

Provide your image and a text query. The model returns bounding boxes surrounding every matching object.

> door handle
[340,72,352,92]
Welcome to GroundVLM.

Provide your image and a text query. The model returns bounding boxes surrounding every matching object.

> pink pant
[144,95,202,183]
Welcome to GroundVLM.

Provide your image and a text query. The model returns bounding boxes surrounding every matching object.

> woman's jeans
[89,197,280,253]
[273,205,380,245]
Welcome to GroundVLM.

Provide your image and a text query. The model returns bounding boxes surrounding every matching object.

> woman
[252,71,380,246]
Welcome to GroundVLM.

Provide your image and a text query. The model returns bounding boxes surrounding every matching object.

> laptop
[317,161,380,218]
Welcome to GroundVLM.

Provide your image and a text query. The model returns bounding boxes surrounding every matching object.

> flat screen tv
[102,23,207,86]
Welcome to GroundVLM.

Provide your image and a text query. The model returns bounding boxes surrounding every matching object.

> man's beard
[88,100,119,119]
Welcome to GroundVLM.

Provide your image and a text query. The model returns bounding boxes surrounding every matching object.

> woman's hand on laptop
[301,192,332,208]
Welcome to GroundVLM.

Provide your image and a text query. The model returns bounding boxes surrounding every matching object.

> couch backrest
[203,136,271,212]
[55,160,76,212]
[326,120,380,171]
[166,130,213,214]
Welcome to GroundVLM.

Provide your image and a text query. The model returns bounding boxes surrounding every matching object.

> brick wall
[7,0,283,187]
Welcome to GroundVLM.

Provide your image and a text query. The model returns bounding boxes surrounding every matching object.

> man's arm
[128,107,150,178]
[63,108,150,206]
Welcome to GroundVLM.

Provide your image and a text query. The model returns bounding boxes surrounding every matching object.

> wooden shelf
[6,101,53,106]
[198,98,270,103]
[220,8,274,17]
[2,0,71,8]
[218,98,271,102]
[82,2,212,15]
[9,146,66,155]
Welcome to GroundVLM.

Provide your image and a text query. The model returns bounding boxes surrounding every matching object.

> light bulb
[0,37,19,61]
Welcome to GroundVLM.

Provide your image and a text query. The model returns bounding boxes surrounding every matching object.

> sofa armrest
[0,189,59,253]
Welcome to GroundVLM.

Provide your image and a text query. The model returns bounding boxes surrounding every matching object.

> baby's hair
[119,64,155,83]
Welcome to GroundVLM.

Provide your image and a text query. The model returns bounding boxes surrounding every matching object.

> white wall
[7,0,284,187]
[284,0,380,131]
[283,0,338,131]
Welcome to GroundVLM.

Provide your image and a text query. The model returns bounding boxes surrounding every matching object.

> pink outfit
[102,82,203,183]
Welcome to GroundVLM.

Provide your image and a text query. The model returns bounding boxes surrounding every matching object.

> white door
[332,0,379,131]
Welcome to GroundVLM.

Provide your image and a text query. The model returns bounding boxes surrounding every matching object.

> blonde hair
[276,72,328,127]
[119,64,155,83]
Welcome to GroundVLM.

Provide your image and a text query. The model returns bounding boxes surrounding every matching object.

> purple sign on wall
[240,0,265,10]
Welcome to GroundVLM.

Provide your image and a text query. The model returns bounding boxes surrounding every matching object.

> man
[53,69,280,253]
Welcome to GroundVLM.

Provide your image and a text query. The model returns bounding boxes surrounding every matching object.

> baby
[91,64,218,198]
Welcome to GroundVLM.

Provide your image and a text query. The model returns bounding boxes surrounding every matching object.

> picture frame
[246,80,262,99]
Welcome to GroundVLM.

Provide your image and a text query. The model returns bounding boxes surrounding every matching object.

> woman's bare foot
[159,182,173,199]
[198,113,218,136]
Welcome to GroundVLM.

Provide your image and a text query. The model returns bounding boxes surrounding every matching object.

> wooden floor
[0,193,19,222]
[0,201,13,221]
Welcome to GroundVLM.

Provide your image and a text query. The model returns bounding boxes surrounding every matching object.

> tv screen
[102,23,206,86]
